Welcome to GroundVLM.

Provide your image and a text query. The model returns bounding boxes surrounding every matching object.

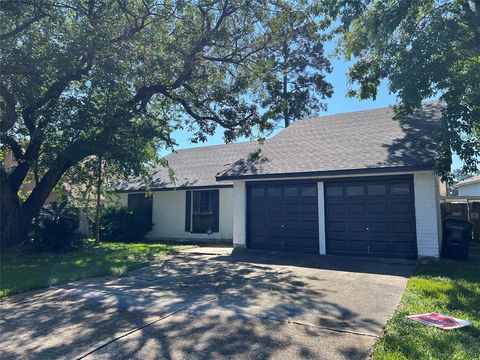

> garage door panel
[393,241,416,254]
[369,241,390,253]
[248,183,319,253]
[347,203,367,215]
[266,203,282,215]
[283,236,302,249]
[301,202,318,215]
[284,202,301,214]
[369,221,389,233]
[391,221,414,233]
[391,202,413,214]
[348,240,368,252]
[251,202,266,214]
[302,219,318,231]
[368,202,388,214]
[328,239,347,251]
[326,178,416,259]
[327,204,345,217]
[327,221,345,232]
[348,221,368,233]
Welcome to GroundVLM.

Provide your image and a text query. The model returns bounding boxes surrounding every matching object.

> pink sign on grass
[407,313,471,329]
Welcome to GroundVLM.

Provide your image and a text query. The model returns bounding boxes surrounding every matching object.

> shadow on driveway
[0,252,415,360]
[221,248,417,277]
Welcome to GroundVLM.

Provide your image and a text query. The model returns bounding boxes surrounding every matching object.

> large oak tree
[0,0,284,248]
[327,0,480,179]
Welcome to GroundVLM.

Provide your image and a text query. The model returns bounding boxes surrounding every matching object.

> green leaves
[334,0,480,179]
[255,0,333,128]
[1,1,299,244]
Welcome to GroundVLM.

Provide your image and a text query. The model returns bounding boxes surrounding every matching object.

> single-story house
[456,175,480,196]
[116,102,445,259]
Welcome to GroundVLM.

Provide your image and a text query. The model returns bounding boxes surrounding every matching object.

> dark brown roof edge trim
[216,165,435,181]
[114,184,233,193]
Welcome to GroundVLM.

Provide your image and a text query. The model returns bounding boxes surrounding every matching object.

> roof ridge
[172,140,259,153]
[296,100,441,124]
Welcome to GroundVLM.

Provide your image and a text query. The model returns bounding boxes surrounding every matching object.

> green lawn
[373,243,480,360]
[0,242,186,298]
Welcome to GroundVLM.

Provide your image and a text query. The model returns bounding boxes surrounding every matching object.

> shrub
[100,206,151,243]
[30,201,83,253]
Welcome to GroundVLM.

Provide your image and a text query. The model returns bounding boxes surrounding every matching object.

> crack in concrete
[76,259,289,359]
[251,314,380,339]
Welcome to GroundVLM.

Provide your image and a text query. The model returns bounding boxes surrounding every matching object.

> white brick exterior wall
[117,188,233,242]
[414,172,441,257]
[232,180,247,248]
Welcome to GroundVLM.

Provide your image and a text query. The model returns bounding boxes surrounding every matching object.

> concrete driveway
[0,249,415,359]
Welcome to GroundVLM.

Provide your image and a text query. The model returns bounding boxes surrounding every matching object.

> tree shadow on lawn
[0,254,381,360]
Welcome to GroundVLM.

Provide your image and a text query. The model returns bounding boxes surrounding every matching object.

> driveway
[0,249,415,359]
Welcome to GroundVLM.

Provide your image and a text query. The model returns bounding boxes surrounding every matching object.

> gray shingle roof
[116,141,261,191]
[117,102,442,191]
[217,101,442,180]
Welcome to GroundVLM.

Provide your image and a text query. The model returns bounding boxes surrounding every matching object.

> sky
[169,43,463,171]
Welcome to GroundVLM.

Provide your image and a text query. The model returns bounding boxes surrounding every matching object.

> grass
[373,243,480,360]
[0,242,187,298]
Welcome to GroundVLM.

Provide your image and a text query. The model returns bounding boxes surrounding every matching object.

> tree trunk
[95,155,102,243]
[0,178,30,250]
[1,159,73,250]
[282,38,290,128]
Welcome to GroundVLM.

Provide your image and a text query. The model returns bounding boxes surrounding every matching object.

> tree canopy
[328,0,480,179]
[0,0,294,247]
[256,0,333,128]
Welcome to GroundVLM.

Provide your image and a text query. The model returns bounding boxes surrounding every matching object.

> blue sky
[169,47,463,170]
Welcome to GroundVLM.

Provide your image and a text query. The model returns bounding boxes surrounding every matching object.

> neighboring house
[116,102,444,259]
[456,175,480,196]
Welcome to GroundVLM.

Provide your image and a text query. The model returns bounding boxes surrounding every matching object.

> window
[368,184,387,196]
[267,187,282,197]
[189,190,219,233]
[284,187,299,197]
[326,186,343,197]
[391,183,411,195]
[301,186,317,197]
[347,185,364,196]
[127,193,153,230]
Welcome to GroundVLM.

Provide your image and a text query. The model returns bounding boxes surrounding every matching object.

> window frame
[189,190,219,234]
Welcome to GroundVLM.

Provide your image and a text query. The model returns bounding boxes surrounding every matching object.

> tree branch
[0,64,39,76]
[0,83,18,132]
[0,135,23,160]
[22,50,96,133]
[22,157,72,217]
[0,13,47,41]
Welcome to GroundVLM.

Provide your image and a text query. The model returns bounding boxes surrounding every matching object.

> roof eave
[215,164,435,181]
[113,183,234,193]
[457,180,480,188]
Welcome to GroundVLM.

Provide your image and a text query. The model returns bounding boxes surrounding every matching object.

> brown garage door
[247,182,319,253]
[325,177,417,259]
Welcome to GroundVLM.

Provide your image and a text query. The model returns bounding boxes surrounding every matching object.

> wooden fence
[441,196,480,242]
